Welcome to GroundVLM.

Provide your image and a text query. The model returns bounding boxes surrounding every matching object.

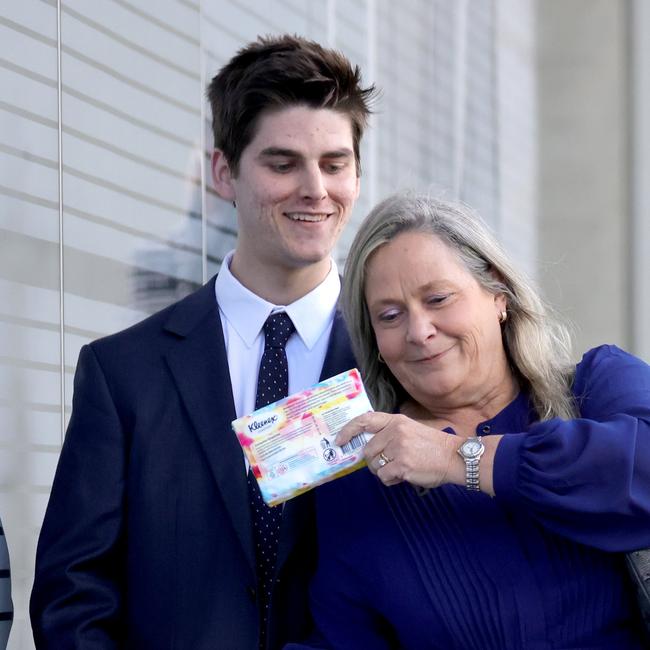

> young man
[30,35,375,649]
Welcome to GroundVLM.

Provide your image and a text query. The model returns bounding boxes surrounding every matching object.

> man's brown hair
[207,34,376,176]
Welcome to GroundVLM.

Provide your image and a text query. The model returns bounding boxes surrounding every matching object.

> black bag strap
[626,549,650,636]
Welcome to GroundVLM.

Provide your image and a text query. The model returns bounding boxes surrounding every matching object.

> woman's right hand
[336,411,464,489]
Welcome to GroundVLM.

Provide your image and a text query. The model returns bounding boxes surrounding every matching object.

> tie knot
[263,312,294,349]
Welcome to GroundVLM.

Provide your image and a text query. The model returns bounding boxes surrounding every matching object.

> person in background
[30,35,376,649]
[0,518,11,649]
[300,193,650,649]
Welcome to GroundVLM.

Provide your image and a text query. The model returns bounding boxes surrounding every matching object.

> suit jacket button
[247,586,256,601]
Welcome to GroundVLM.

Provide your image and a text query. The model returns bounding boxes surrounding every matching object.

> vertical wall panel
[538,0,629,355]
[631,0,650,362]
[496,0,538,276]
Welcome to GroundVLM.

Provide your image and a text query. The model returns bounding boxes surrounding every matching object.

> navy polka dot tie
[248,311,294,647]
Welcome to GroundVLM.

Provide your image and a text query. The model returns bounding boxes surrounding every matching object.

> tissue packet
[232,368,373,506]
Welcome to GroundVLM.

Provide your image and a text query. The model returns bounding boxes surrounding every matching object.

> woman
[298,194,650,649]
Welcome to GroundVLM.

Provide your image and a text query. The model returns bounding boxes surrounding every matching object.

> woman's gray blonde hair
[342,193,577,420]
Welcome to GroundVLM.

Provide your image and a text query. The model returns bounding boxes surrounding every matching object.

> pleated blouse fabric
[303,345,650,649]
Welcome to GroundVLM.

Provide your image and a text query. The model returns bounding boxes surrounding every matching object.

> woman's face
[364,231,509,410]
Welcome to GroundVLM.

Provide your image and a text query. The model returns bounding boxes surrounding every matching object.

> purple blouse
[293,345,650,649]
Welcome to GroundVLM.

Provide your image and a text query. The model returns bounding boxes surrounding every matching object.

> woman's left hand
[335,411,462,489]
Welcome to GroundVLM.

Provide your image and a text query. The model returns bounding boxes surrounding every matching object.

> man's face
[212,105,360,282]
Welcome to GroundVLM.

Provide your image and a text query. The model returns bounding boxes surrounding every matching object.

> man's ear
[211,149,236,202]
[354,174,361,200]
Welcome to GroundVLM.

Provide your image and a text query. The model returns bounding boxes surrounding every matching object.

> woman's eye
[428,295,448,305]
[378,310,400,323]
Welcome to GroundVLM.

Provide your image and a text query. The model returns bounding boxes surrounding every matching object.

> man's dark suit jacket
[30,277,355,649]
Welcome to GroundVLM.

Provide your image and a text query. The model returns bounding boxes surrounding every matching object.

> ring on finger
[378,451,391,468]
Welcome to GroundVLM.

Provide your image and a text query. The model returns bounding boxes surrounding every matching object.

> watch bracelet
[465,458,480,491]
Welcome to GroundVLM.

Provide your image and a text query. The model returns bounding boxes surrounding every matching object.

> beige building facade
[538,0,650,362]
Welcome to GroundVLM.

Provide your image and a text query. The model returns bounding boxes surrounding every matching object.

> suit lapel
[163,280,255,576]
[163,283,355,577]
[317,310,357,383]
[276,310,356,570]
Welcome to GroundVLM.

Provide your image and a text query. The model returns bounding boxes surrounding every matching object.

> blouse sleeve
[494,345,650,552]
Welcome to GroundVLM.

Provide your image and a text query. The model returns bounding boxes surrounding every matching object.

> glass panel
[61,0,203,347]
[0,1,60,647]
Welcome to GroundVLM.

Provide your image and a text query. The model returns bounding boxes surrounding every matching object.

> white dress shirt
[215,251,341,430]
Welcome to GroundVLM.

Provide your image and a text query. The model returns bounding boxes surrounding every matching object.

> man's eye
[270,162,293,173]
[323,163,345,174]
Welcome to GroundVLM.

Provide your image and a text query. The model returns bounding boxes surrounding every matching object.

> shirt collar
[478,391,536,433]
[215,251,341,350]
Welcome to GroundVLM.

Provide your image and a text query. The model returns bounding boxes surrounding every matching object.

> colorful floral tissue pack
[232,368,373,506]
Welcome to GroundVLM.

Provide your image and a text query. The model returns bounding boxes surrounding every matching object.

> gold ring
[378,452,391,467]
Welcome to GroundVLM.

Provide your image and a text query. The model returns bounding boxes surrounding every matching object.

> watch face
[460,439,483,457]
[464,441,481,455]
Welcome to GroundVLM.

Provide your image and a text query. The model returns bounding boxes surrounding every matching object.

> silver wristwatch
[457,437,485,491]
